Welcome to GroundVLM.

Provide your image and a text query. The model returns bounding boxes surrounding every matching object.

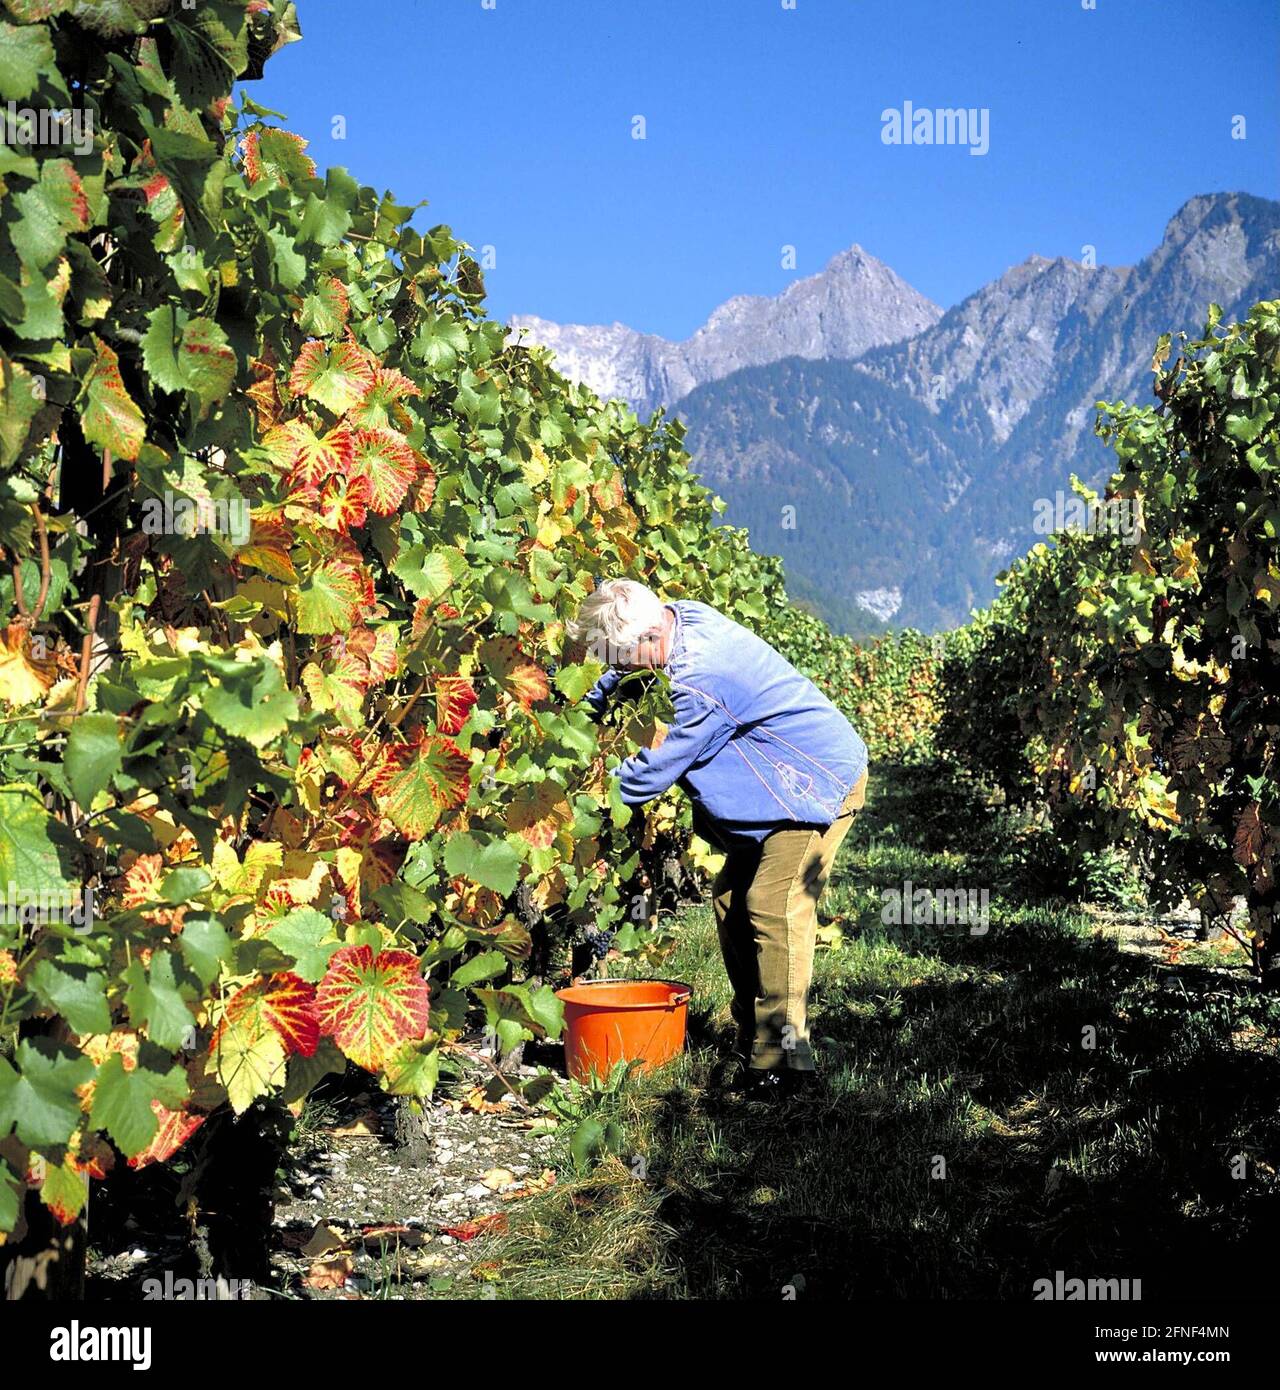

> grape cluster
[582,928,614,960]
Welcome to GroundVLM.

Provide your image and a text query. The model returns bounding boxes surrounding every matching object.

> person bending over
[566,579,869,1097]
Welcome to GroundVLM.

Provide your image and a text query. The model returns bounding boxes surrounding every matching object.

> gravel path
[86,1054,559,1301]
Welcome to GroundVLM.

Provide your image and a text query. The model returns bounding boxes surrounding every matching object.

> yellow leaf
[213,838,283,896]
[0,623,56,707]
[1171,537,1198,582]
[520,442,549,488]
[508,781,573,849]
[207,1008,286,1114]
[334,845,363,915]
[300,662,335,711]
[276,851,329,905]
[529,867,566,912]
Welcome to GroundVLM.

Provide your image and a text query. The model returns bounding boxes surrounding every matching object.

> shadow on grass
[656,928,1279,1298]
[495,760,1280,1300]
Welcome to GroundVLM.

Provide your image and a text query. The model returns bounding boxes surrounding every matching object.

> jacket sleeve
[613,687,732,806]
[582,668,622,719]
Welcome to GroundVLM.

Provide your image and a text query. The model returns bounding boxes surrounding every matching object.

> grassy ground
[472,761,1280,1300]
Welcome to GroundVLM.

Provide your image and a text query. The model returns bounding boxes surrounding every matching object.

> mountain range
[510,192,1280,634]
[510,244,940,415]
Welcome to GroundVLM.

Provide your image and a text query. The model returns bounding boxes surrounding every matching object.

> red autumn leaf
[242,128,316,188]
[120,852,165,909]
[237,517,297,582]
[263,420,356,493]
[260,418,305,470]
[317,472,371,533]
[141,170,170,207]
[226,972,320,1057]
[481,636,549,712]
[410,598,432,642]
[440,1212,508,1241]
[81,335,145,462]
[373,732,471,839]
[350,428,421,515]
[1233,802,1265,867]
[296,544,375,635]
[314,945,431,1072]
[336,811,405,898]
[298,275,350,335]
[292,425,356,493]
[322,625,397,695]
[410,463,437,513]
[128,1102,207,1171]
[435,675,477,735]
[289,337,375,415]
[591,471,626,512]
[365,626,399,684]
[346,366,421,433]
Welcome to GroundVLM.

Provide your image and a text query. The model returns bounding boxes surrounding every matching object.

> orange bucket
[556,979,692,1083]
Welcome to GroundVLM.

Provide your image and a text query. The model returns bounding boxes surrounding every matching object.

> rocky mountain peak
[510,243,941,414]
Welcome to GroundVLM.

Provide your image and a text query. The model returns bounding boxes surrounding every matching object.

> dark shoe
[707,1052,750,1092]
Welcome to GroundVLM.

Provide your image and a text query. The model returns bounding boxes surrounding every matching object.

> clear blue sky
[249,0,1279,340]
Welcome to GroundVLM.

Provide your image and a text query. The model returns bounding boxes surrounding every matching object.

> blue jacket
[586,601,867,843]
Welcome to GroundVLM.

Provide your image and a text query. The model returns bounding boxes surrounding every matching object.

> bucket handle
[666,989,689,1009]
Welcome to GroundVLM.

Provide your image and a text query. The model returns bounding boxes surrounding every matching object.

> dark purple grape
[582,927,613,960]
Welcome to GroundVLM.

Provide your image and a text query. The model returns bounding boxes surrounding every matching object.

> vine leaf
[509,780,573,850]
[295,551,372,634]
[0,620,57,706]
[434,674,477,735]
[0,783,79,901]
[0,1039,95,1150]
[1233,803,1264,867]
[0,19,55,101]
[289,336,374,414]
[90,1049,189,1157]
[127,1101,206,1171]
[64,709,123,806]
[141,305,237,417]
[350,427,420,515]
[224,973,321,1058]
[482,635,549,711]
[314,945,431,1072]
[242,127,316,188]
[81,335,145,461]
[207,1002,288,1115]
[373,733,470,839]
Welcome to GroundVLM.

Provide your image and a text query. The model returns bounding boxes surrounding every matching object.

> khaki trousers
[711,772,867,1071]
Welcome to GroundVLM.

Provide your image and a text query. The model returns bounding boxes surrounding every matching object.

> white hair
[566,578,666,660]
